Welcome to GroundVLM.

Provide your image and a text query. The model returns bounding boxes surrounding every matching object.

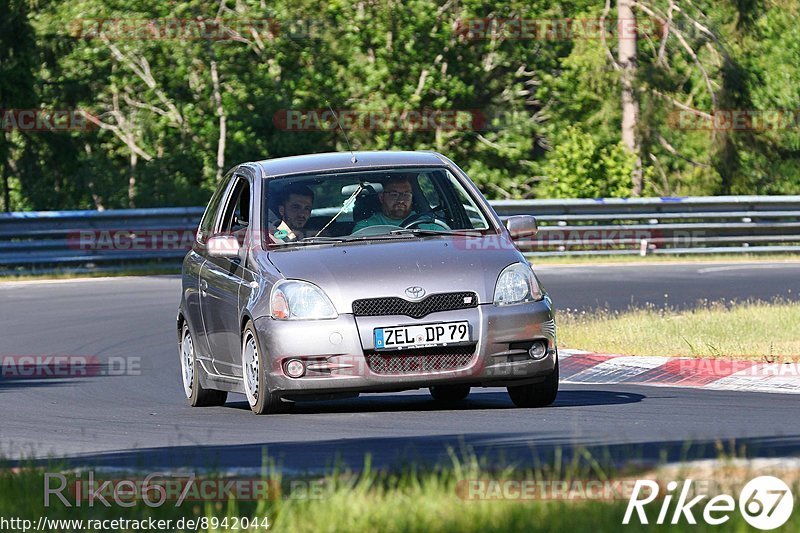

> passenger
[274,183,314,240]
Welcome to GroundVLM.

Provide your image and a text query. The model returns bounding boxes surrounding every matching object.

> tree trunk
[1,162,9,212]
[618,0,643,196]
[1,132,9,212]
[210,59,227,183]
[128,151,137,208]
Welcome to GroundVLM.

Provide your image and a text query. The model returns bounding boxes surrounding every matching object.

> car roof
[253,151,448,178]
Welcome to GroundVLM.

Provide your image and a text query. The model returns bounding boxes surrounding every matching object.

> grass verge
[0,264,180,282]
[1,452,798,532]
[527,252,800,265]
[559,300,800,360]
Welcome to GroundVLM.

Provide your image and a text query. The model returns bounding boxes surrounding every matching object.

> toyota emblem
[405,286,426,300]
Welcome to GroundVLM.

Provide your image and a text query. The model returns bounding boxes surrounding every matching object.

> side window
[417,173,442,207]
[197,175,232,244]
[445,170,490,230]
[218,176,251,237]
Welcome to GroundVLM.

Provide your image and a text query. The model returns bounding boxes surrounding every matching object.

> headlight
[270,280,338,320]
[493,263,543,305]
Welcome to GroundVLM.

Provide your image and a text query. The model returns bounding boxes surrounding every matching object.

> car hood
[266,235,525,312]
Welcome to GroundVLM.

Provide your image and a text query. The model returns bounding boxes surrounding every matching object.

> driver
[352,176,440,232]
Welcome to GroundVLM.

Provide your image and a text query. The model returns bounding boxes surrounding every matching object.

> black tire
[242,322,287,415]
[507,359,559,408]
[429,384,471,402]
[180,323,228,407]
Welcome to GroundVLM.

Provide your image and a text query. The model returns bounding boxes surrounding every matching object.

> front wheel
[180,323,227,407]
[242,322,287,415]
[507,360,559,408]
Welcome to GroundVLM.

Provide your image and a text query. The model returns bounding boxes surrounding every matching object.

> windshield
[264,167,493,246]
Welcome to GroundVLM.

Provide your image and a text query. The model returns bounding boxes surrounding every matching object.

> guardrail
[1,196,798,273]
[0,207,204,272]
[495,195,800,256]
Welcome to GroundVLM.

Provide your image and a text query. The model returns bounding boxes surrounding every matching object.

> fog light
[528,341,548,360]
[285,359,306,378]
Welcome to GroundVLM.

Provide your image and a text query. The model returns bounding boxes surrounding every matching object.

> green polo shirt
[352,211,441,233]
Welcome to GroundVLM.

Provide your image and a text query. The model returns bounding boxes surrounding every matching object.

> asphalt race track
[1,261,799,472]
[536,260,800,311]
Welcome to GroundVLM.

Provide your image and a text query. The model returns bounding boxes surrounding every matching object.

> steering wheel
[400,212,451,230]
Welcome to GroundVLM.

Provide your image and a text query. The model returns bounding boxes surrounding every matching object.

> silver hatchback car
[178,151,558,414]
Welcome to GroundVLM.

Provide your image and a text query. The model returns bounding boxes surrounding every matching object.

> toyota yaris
[177,151,558,414]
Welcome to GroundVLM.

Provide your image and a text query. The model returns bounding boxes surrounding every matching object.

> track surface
[1,262,799,471]
[536,260,800,311]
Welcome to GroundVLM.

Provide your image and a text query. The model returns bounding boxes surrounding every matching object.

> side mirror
[207,235,241,259]
[505,215,538,238]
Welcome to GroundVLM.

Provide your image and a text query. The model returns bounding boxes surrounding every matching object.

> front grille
[353,291,478,319]
[365,346,475,375]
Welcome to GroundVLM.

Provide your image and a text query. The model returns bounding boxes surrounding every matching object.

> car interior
[265,169,486,240]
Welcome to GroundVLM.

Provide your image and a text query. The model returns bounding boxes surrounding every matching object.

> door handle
[199,279,208,295]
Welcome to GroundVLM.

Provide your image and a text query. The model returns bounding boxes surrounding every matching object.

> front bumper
[253,298,557,397]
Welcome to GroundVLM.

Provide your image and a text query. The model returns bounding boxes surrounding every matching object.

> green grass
[2,453,798,532]
[528,252,800,265]
[0,264,180,282]
[559,300,800,360]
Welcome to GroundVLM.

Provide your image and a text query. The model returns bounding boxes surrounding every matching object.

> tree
[617,0,643,195]
[3,0,800,211]
[0,0,37,211]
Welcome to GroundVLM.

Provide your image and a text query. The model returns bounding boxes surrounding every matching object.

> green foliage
[538,127,634,198]
[2,0,800,211]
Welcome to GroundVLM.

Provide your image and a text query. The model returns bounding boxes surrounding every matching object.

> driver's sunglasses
[384,191,413,201]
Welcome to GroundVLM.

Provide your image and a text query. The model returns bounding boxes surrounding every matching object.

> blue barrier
[1,196,798,273]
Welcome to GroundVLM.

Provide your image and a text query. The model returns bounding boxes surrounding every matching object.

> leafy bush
[538,127,634,198]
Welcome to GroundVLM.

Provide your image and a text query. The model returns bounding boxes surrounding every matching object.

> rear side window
[218,177,251,234]
[196,175,232,244]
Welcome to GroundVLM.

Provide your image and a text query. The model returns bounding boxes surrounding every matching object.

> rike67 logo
[624,476,794,529]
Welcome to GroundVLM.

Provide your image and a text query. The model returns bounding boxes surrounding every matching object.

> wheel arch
[176,312,186,341]
[240,312,255,337]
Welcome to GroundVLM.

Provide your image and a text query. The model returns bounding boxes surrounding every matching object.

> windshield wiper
[301,236,352,243]
[272,236,350,247]
[387,228,484,237]
[273,230,483,247]
[272,233,419,247]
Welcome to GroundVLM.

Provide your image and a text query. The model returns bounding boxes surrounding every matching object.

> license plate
[374,321,470,351]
